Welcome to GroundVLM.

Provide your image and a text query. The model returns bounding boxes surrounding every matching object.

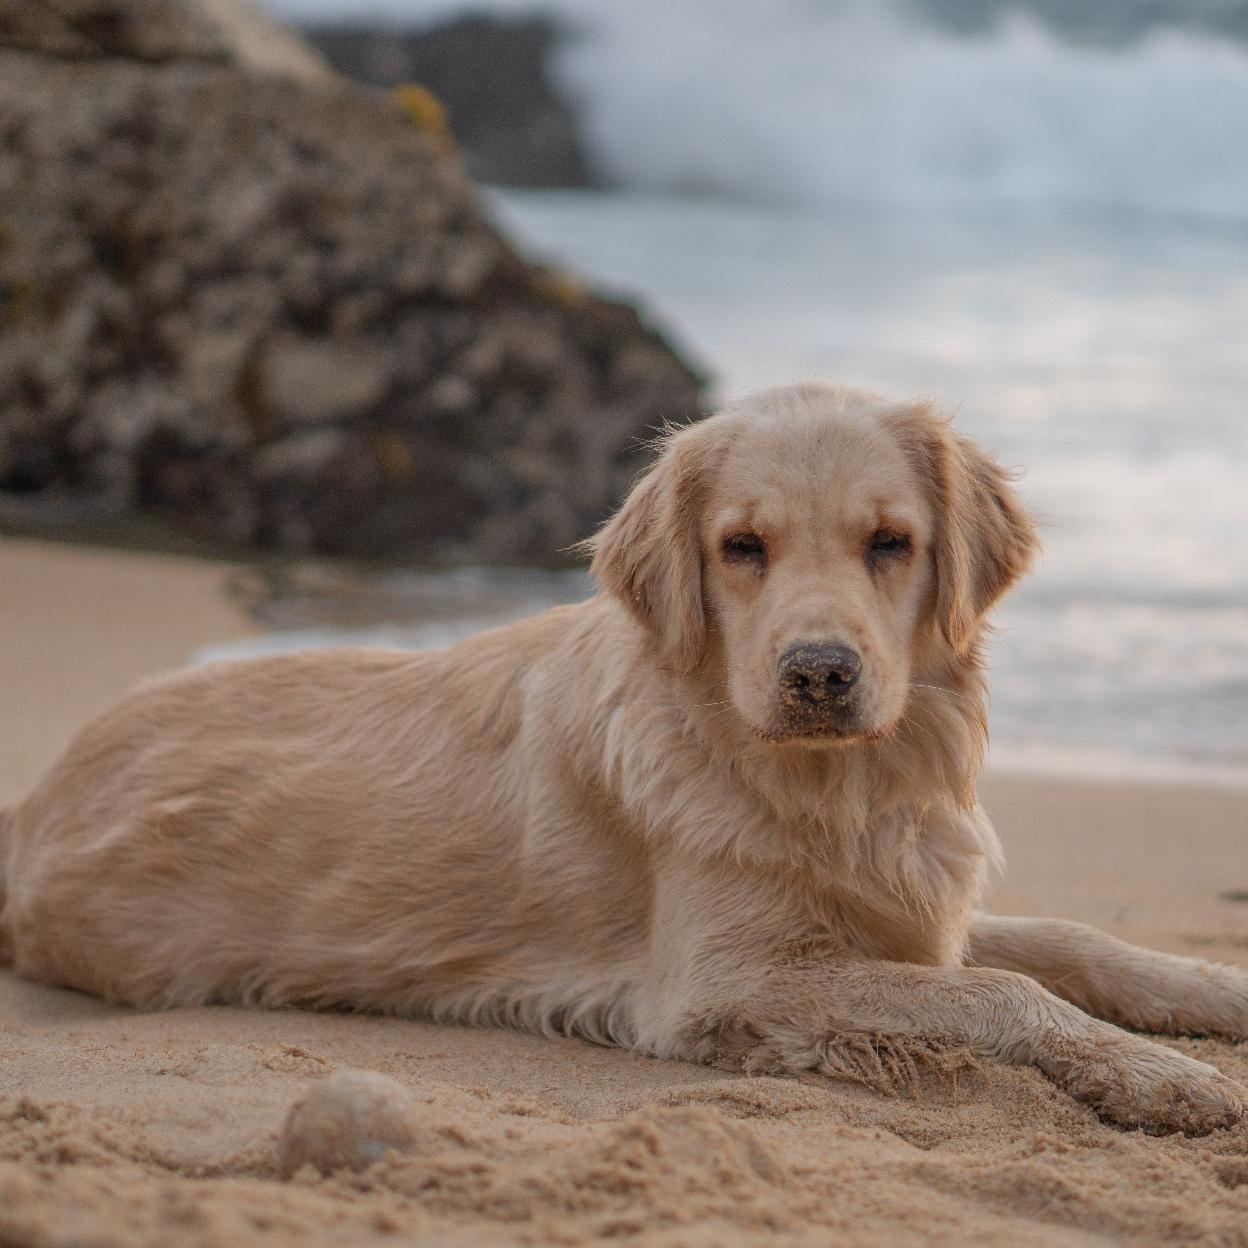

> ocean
[242,0,1248,779]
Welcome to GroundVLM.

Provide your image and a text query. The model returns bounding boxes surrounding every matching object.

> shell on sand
[278,1070,425,1178]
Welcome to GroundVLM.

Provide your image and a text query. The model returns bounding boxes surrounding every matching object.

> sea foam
[268,0,1248,221]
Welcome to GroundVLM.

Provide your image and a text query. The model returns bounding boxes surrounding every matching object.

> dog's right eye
[723,532,766,564]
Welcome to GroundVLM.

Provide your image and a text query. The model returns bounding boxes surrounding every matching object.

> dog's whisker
[895,711,940,750]
[637,699,733,712]
[909,682,981,709]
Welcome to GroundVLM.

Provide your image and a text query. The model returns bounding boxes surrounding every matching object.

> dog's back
[0,604,653,1041]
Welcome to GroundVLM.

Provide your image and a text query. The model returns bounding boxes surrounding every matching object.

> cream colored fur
[2,382,1245,1135]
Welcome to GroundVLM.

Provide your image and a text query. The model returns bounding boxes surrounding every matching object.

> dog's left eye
[723,532,766,563]
[867,530,910,558]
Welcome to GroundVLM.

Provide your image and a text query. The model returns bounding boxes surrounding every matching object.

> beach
[1,535,1245,1246]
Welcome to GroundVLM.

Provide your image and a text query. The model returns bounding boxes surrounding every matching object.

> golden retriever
[2,382,1245,1134]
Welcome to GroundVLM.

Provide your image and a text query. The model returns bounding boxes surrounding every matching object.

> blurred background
[2,0,1246,783]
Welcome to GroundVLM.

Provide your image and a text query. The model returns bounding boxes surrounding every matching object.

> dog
[2,381,1245,1134]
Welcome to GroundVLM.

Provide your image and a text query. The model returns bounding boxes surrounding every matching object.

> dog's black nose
[778,643,861,702]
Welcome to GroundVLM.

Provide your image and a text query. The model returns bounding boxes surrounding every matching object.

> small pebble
[278,1069,422,1178]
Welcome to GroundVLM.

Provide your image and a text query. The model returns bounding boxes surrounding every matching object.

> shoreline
[986,747,1248,793]
[3,534,1244,799]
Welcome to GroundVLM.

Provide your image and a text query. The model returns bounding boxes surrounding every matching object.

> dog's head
[588,382,1037,747]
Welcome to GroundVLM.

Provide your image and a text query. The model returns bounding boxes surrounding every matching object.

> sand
[1,535,1246,1247]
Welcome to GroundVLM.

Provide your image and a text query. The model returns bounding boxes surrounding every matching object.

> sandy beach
[1,535,1245,1247]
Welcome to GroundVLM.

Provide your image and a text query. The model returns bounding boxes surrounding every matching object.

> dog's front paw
[1046,1031,1245,1135]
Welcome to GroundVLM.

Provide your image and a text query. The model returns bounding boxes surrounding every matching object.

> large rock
[0,0,702,561]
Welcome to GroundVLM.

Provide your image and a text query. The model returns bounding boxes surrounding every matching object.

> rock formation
[0,0,703,561]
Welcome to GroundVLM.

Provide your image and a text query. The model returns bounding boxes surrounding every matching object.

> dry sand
[1,535,1246,1247]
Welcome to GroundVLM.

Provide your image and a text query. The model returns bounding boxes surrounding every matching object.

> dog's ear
[582,422,715,674]
[890,403,1039,655]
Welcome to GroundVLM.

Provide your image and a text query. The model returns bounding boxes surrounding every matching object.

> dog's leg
[968,914,1248,1038]
[665,954,1245,1135]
